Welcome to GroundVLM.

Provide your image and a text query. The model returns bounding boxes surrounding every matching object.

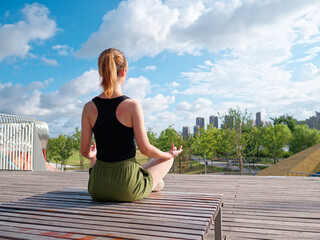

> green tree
[157,125,179,151]
[289,124,320,154]
[72,127,86,170]
[219,128,235,167]
[193,126,222,160]
[47,138,60,167]
[261,124,292,163]
[146,128,157,146]
[182,134,196,170]
[271,115,297,132]
[58,135,74,170]
[246,126,263,164]
[221,107,252,174]
[157,125,183,173]
[47,135,74,170]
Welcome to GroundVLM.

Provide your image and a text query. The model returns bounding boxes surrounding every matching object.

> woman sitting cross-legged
[80,48,182,202]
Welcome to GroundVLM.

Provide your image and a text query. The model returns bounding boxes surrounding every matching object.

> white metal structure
[0,114,47,171]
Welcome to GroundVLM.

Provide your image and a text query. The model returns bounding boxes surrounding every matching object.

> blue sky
[1,0,320,137]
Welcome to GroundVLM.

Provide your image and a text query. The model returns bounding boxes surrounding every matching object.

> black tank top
[92,95,136,162]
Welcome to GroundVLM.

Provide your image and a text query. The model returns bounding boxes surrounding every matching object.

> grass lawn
[65,149,150,170]
[64,150,225,174]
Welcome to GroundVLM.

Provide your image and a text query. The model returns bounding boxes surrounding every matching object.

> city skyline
[183,111,320,136]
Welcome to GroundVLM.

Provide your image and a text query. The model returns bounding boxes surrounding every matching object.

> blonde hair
[98,48,127,98]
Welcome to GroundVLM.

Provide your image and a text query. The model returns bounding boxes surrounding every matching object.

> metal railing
[0,114,34,170]
[287,170,320,177]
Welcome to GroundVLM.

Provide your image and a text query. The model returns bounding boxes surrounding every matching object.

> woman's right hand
[167,143,183,158]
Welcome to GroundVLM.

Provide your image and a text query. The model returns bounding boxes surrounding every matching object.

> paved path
[191,155,263,174]
[48,162,78,170]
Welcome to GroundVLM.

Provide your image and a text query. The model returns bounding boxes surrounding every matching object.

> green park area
[47,109,320,176]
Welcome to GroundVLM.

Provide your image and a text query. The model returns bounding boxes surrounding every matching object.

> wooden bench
[0,188,223,240]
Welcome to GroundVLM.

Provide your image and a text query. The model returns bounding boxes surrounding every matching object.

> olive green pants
[88,157,153,202]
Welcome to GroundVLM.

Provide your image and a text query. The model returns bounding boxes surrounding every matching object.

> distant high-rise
[209,116,214,125]
[316,111,320,129]
[256,112,262,127]
[182,126,190,138]
[194,125,200,135]
[307,116,318,129]
[214,116,218,128]
[298,111,320,130]
[209,115,219,128]
[196,117,205,129]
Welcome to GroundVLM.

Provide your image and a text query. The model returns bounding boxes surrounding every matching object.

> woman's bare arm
[130,100,182,159]
[80,102,97,161]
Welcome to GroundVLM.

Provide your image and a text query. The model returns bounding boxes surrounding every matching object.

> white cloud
[40,70,100,110]
[0,70,100,136]
[300,62,320,80]
[175,53,320,128]
[122,76,175,125]
[141,94,175,115]
[76,0,179,59]
[143,65,157,71]
[52,44,73,56]
[76,0,320,60]
[0,3,57,61]
[122,76,151,101]
[41,57,58,66]
[142,95,176,132]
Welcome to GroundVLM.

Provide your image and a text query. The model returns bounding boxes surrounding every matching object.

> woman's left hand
[89,141,97,160]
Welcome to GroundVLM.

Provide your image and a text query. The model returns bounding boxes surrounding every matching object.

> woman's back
[91,95,136,162]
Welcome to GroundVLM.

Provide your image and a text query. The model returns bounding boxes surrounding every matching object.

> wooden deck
[1,171,320,239]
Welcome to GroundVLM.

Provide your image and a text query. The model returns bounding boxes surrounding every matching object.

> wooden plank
[1,172,320,240]
[0,212,205,237]
[0,219,202,240]
[0,226,102,240]
[0,210,207,232]
[0,187,222,240]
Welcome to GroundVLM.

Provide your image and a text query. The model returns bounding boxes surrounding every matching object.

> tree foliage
[289,124,320,153]
[46,114,320,173]
[72,127,85,169]
[193,127,222,160]
[147,128,157,146]
[221,107,252,174]
[271,115,297,132]
[261,124,292,163]
[46,134,76,170]
[157,125,180,151]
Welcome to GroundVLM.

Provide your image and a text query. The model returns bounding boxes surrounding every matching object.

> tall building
[182,126,190,138]
[196,117,205,129]
[296,111,320,130]
[214,116,218,128]
[209,115,214,125]
[194,125,200,135]
[256,112,262,127]
[209,115,219,128]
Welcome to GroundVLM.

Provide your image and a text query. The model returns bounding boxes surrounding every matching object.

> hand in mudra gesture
[168,143,183,158]
[89,142,97,160]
